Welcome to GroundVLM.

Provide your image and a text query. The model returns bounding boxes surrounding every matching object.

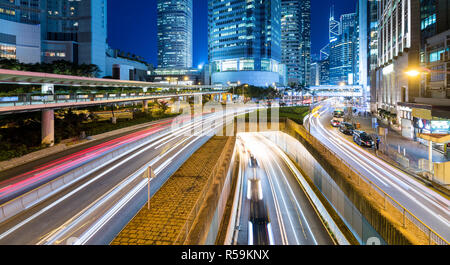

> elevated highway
[0,69,230,145]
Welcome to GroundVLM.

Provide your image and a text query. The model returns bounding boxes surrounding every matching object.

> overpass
[0,69,231,145]
[308,85,363,97]
[0,69,224,91]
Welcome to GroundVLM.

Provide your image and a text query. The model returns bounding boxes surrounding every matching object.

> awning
[418,133,450,143]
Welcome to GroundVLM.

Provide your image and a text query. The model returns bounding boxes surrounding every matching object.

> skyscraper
[42,0,108,74]
[0,0,108,75]
[329,5,340,43]
[374,0,421,115]
[0,0,41,63]
[359,0,379,104]
[0,0,40,25]
[208,0,283,87]
[281,0,311,86]
[329,12,359,85]
[374,0,449,141]
[157,0,193,69]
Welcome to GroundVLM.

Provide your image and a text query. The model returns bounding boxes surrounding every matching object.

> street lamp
[404,67,450,78]
[243,84,248,102]
[405,69,421,77]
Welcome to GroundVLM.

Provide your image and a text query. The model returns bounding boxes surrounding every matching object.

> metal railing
[286,119,449,245]
[0,90,226,107]
[174,136,234,245]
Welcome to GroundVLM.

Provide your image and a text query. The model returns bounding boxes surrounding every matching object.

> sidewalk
[354,113,448,163]
[351,112,449,193]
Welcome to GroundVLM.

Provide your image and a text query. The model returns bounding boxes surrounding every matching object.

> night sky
[107,0,357,68]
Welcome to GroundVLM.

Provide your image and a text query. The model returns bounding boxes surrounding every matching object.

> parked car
[353,131,375,147]
[339,122,354,135]
[330,118,342,127]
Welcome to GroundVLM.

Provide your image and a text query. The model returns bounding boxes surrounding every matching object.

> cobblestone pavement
[111,136,229,245]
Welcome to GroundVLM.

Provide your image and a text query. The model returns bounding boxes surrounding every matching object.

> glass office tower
[0,0,108,75]
[329,12,359,85]
[157,0,193,69]
[0,0,41,63]
[42,0,108,74]
[208,0,283,87]
[281,0,311,86]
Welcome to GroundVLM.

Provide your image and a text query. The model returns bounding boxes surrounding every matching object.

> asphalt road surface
[305,99,450,243]
[0,108,249,245]
[233,132,334,245]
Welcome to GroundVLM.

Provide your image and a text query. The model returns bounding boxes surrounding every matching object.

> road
[305,99,450,243]
[0,116,192,204]
[0,108,248,245]
[232,133,334,245]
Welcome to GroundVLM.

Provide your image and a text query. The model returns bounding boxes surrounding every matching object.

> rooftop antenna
[330,1,335,20]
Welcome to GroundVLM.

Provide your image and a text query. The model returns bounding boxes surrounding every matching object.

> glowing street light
[405,69,421,77]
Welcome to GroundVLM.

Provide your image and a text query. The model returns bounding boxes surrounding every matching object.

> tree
[0,58,100,77]
[158,100,170,113]
[295,84,309,105]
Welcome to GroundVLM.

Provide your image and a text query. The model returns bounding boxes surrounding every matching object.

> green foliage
[157,100,170,113]
[0,58,100,77]
[0,107,180,162]
[278,106,310,124]
[0,112,44,161]
[240,106,309,125]
[230,85,281,100]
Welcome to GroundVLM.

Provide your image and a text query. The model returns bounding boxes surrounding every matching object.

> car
[249,154,259,168]
[353,131,375,147]
[330,118,342,127]
[333,109,344,118]
[339,122,354,135]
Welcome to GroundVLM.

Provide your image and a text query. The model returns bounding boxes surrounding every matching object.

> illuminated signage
[431,120,450,134]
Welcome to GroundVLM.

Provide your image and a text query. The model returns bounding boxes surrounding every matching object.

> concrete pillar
[194,94,202,105]
[42,109,54,146]
[143,100,149,112]
[429,140,433,172]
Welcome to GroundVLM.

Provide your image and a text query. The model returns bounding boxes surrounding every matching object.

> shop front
[413,118,450,153]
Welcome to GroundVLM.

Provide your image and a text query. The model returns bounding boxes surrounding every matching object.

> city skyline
[108,0,357,68]
[0,0,449,250]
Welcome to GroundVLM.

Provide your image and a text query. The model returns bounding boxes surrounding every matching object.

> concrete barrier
[205,146,236,244]
[178,137,236,245]
[434,161,450,187]
[223,152,243,245]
